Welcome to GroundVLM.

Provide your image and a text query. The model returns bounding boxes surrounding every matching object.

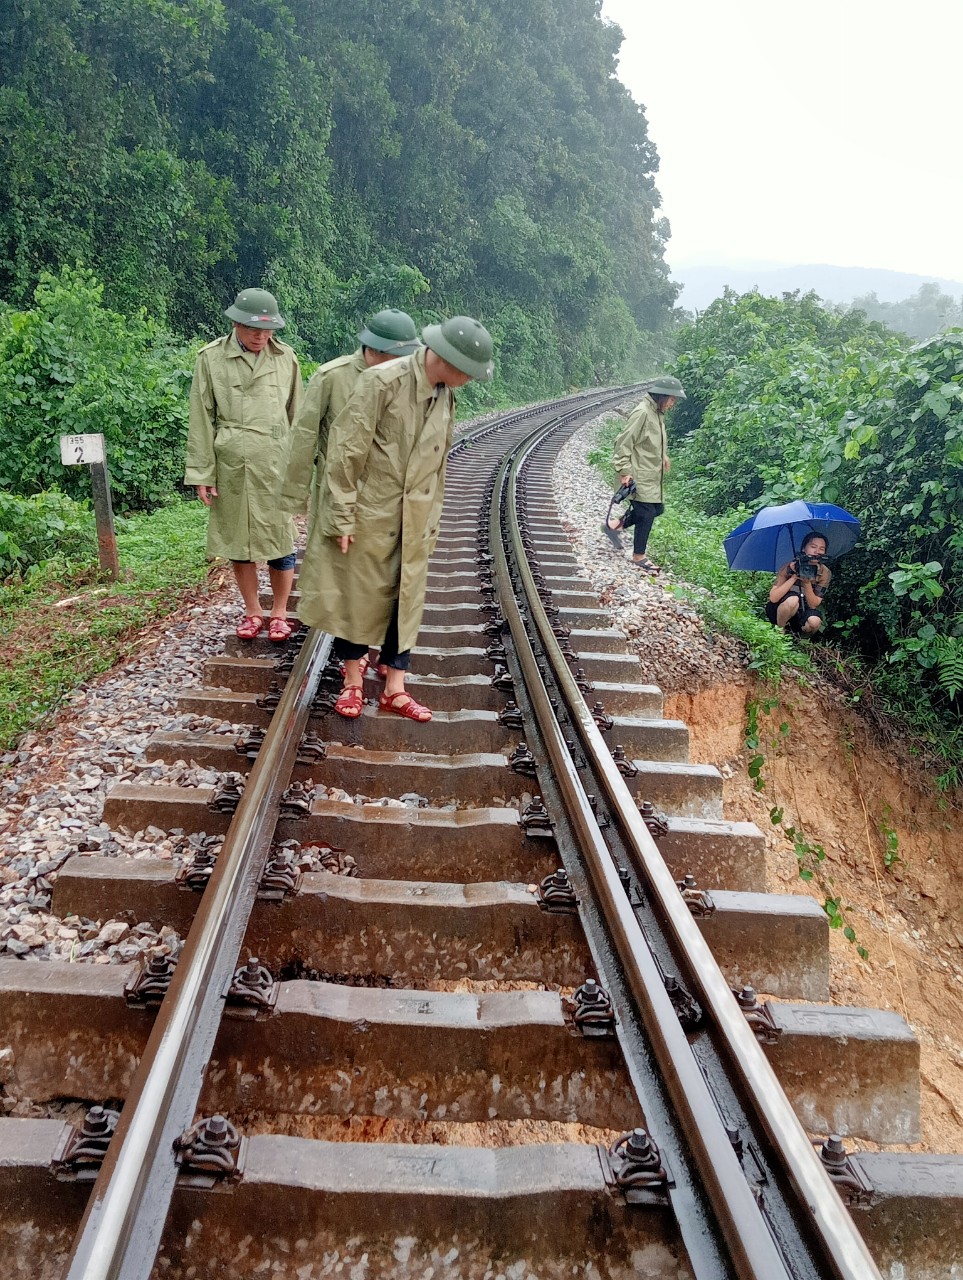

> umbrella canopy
[724,500,860,572]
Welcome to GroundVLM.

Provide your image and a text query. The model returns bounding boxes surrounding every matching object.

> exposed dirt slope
[555,422,963,1153]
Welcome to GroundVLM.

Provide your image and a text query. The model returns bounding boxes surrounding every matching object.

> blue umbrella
[724,500,860,572]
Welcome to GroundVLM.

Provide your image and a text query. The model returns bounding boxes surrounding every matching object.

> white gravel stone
[0,565,245,960]
[97,922,130,945]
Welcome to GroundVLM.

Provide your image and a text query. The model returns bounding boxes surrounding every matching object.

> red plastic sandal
[378,691,432,722]
[334,685,365,718]
[268,616,294,643]
[236,615,265,639]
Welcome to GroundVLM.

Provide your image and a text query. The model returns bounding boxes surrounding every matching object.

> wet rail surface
[1,392,961,1279]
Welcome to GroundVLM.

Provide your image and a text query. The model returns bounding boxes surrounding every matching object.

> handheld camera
[795,553,827,581]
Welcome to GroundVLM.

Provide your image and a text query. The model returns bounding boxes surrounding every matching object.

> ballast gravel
[0,412,728,974]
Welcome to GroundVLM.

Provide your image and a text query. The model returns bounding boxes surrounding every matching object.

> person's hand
[197,485,217,506]
[619,474,632,486]
[338,535,354,554]
[663,457,671,473]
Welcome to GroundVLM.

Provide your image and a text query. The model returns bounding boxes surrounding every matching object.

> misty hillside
[674,263,963,312]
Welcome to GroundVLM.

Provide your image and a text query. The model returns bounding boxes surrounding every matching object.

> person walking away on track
[184,287,302,643]
[608,376,686,574]
[297,316,494,722]
[278,309,421,526]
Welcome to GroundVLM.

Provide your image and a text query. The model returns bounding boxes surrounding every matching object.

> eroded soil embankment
[667,677,963,1154]
[553,421,963,1155]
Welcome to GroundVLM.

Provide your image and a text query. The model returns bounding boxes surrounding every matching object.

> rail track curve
[0,390,960,1280]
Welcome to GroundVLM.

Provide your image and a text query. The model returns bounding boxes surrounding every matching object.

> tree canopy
[0,0,677,396]
[672,290,963,774]
[844,284,963,341]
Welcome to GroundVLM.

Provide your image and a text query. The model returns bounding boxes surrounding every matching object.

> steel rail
[448,386,639,462]
[61,629,333,1280]
[491,417,778,1278]
[58,390,625,1280]
[506,417,885,1278]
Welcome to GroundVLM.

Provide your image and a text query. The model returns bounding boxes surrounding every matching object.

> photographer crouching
[765,532,831,635]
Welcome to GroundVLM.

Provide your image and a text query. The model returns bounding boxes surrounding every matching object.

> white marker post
[59,433,121,579]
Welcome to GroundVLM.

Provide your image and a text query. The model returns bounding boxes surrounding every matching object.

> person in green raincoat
[297,316,494,723]
[278,309,420,522]
[608,375,686,574]
[184,288,302,642]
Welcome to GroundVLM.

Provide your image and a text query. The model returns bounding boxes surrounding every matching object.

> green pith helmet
[358,308,420,355]
[422,316,494,381]
[646,375,686,400]
[225,288,285,330]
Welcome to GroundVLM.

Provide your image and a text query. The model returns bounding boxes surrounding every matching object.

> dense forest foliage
[0,0,676,394]
[2,2,959,773]
[841,283,963,341]
[671,290,963,778]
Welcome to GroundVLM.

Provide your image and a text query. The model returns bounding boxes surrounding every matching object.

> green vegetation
[843,283,963,341]
[878,807,902,869]
[0,489,97,577]
[0,0,676,397]
[0,268,195,512]
[665,290,962,786]
[0,503,209,749]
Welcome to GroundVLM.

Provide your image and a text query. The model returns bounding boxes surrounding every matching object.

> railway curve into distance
[0,390,959,1280]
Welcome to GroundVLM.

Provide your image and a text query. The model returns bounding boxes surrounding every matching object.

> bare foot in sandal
[378,690,432,722]
[334,684,365,718]
[236,615,265,639]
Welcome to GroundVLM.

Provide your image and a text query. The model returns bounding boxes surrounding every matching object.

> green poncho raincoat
[278,349,367,518]
[611,392,668,503]
[184,332,302,561]
[297,348,455,651]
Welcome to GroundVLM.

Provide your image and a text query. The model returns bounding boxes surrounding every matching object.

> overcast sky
[600,0,963,282]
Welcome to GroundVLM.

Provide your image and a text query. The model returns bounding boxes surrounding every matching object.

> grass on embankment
[588,418,805,685]
[0,501,211,750]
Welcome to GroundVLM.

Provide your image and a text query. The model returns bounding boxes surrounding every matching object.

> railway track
[1,390,961,1278]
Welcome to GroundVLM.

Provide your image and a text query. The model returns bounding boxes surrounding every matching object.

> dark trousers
[232,552,297,571]
[334,601,410,671]
[765,594,823,633]
[623,500,664,555]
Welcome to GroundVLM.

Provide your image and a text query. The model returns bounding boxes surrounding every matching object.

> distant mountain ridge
[673,263,963,312]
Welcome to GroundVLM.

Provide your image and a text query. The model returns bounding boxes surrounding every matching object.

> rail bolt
[605,1127,669,1204]
[537,868,578,913]
[638,800,668,838]
[566,978,615,1036]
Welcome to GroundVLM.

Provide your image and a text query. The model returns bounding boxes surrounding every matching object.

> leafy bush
[671,292,962,780]
[0,489,96,576]
[807,330,963,714]
[672,290,898,514]
[0,266,196,511]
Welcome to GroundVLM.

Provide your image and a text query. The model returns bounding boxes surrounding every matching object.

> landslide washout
[554,421,963,1153]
